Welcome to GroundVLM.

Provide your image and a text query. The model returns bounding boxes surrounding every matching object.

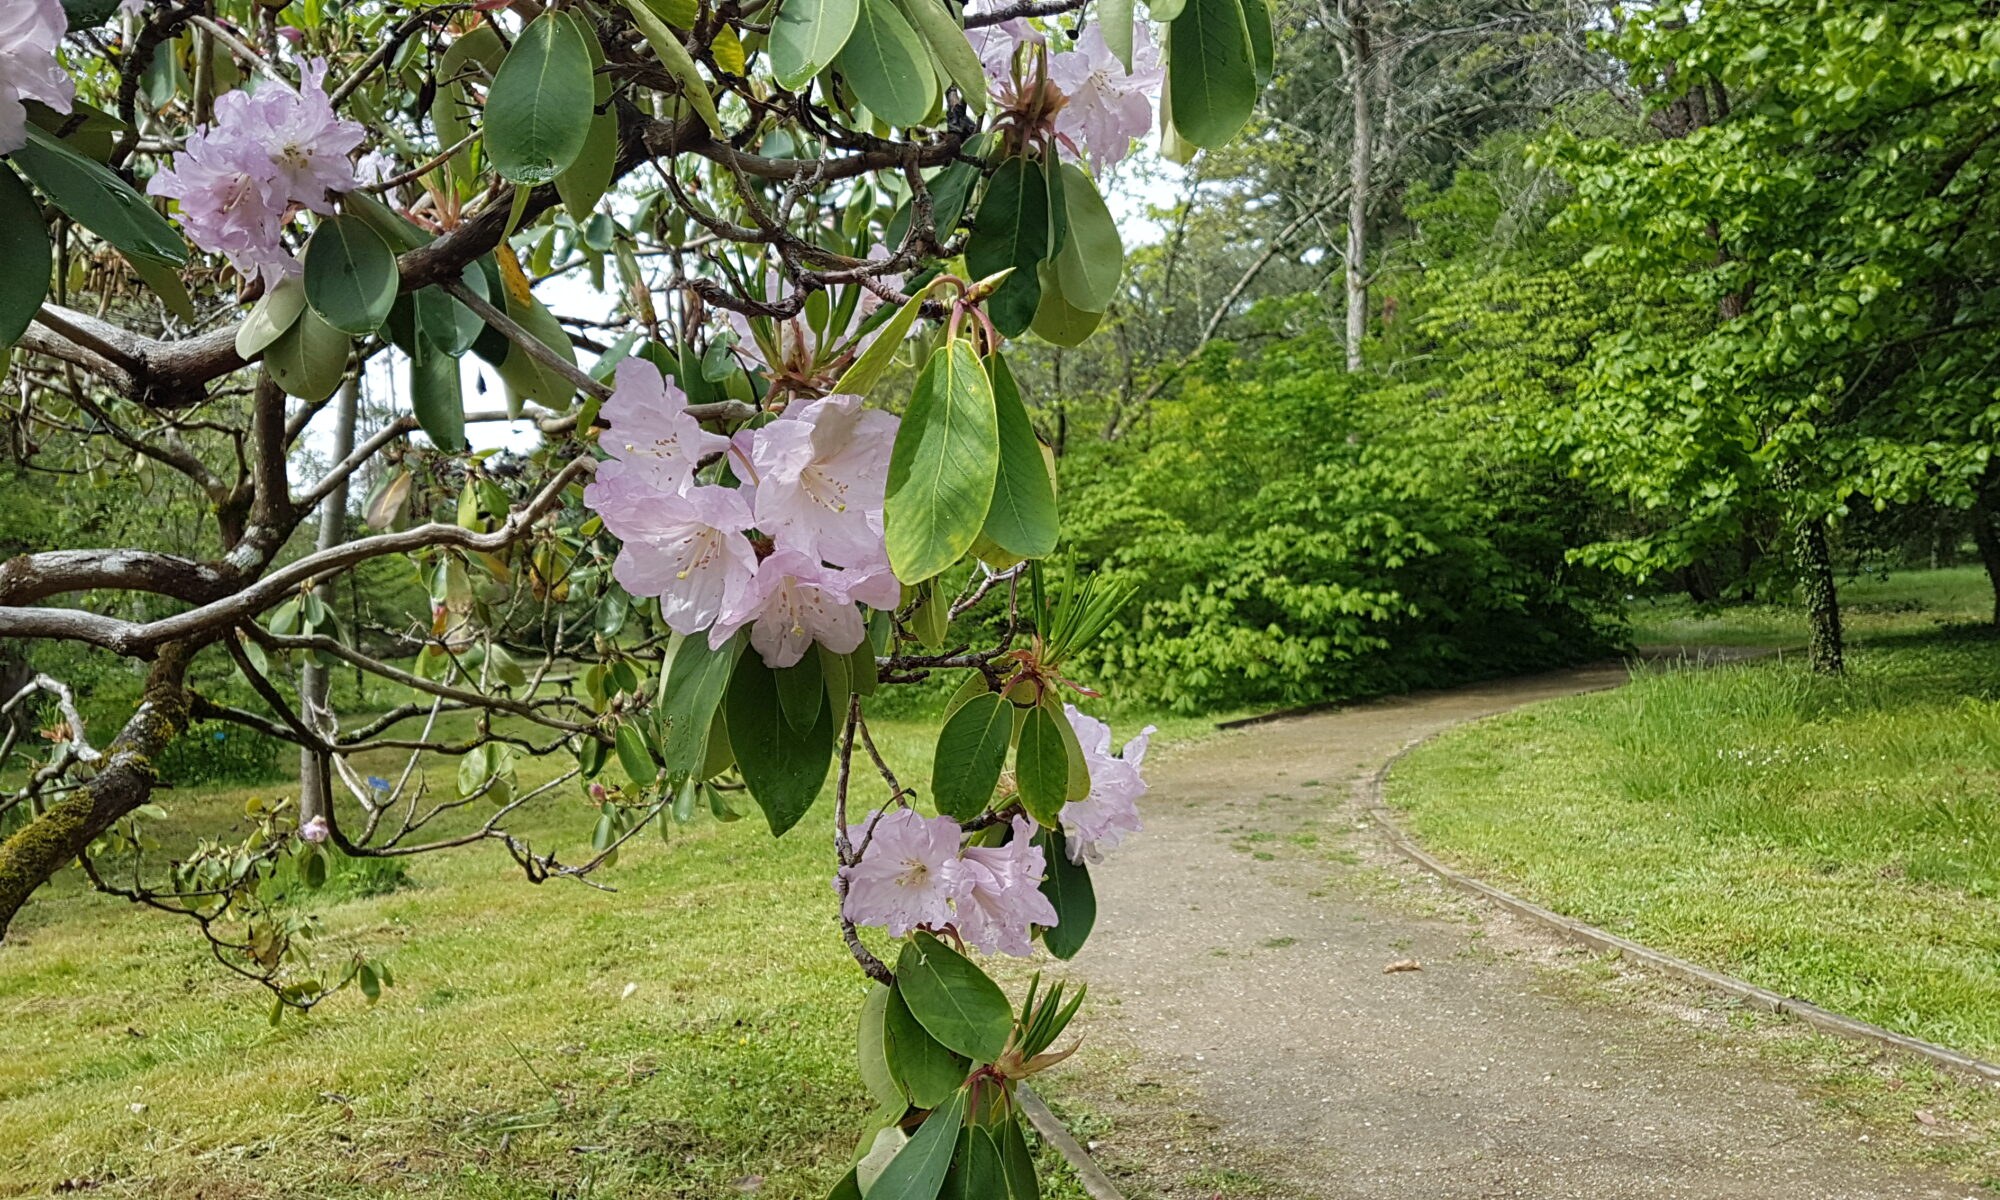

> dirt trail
[1049,659,1976,1200]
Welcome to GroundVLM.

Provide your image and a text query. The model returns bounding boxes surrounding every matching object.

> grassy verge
[1389,568,2000,1059]
[0,705,1209,1199]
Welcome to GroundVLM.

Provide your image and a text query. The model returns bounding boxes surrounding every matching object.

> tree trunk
[0,644,193,938]
[297,378,359,827]
[1795,514,1845,675]
[1342,0,1373,373]
[1973,477,2000,627]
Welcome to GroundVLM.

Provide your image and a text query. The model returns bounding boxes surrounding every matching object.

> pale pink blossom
[0,0,75,157]
[965,0,1043,86]
[736,394,899,569]
[298,815,331,844]
[148,60,364,286]
[1059,705,1155,863]
[711,548,872,668]
[838,808,969,937]
[600,483,759,636]
[1049,24,1161,171]
[957,817,1059,956]
[590,358,732,498]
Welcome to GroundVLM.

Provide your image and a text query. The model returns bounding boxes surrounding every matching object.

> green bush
[154,721,288,787]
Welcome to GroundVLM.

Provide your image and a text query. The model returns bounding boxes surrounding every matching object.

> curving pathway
[1046,657,1976,1200]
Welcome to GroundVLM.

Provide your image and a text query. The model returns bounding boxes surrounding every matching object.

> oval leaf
[1167,0,1257,149]
[236,274,307,360]
[410,332,467,451]
[884,981,970,1107]
[979,351,1058,559]
[14,125,186,266]
[657,632,744,784]
[1053,163,1123,313]
[485,12,597,185]
[868,1088,966,1200]
[1035,827,1095,960]
[929,690,1013,820]
[723,649,835,835]
[890,0,988,114]
[885,339,999,583]
[895,932,1012,1063]
[0,163,51,350]
[771,0,861,91]
[304,214,399,336]
[1015,703,1069,825]
[266,306,351,402]
[965,157,1048,337]
[838,0,939,128]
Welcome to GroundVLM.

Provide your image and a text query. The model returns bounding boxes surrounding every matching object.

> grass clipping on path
[1389,629,2000,1060]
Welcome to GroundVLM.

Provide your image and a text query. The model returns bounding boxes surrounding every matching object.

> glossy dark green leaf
[724,649,836,835]
[895,932,1013,1063]
[885,339,999,583]
[657,632,744,783]
[304,215,399,336]
[979,352,1058,559]
[775,650,825,734]
[965,156,1048,337]
[1167,0,1257,149]
[1244,0,1274,85]
[838,0,939,128]
[772,0,861,90]
[13,125,185,265]
[884,981,969,1107]
[867,1088,966,1200]
[485,12,597,185]
[409,333,466,452]
[941,1125,1006,1200]
[1015,703,1069,825]
[1035,827,1095,960]
[615,720,656,785]
[0,163,50,349]
[997,1113,1038,1200]
[929,691,1013,820]
[824,1167,865,1200]
[266,306,351,403]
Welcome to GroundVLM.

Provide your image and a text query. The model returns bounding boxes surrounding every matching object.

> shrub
[154,722,288,787]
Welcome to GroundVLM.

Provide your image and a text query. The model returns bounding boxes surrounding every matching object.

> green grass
[1627,562,1996,645]
[1390,573,2000,1059]
[0,704,1210,1199]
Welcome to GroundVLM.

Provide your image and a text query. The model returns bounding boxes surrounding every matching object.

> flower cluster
[583,359,902,669]
[0,0,74,157]
[973,7,1163,171]
[148,61,365,287]
[838,709,1154,955]
[724,249,904,387]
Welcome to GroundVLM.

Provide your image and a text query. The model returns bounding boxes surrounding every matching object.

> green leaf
[495,286,578,410]
[1055,701,1090,803]
[1029,260,1104,347]
[1035,827,1095,959]
[236,275,308,360]
[724,649,836,835]
[979,352,1058,560]
[1014,703,1069,825]
[1100,0,1137,71]
[885,339,1000,583]
[775,650,825,734]
[303,215,399,336]
[433,25,507,192]
[1167,0,1257,149]
[266,306,352,403]
[621,0,726,136]
[825,1167,865,1200]
[833,275,943,395]
[485,11,597,185]
[557,26,619,221]
[965,157,1048,337]
[929,691,1013,820]
[895,932,1013,1063]
[837,0,939,128]
[615,720,655,786]
[0,163,50,350]
[657,633,744,784]
[996,1113,1038,1200]
[1243,0,1274,86]
[771,0,861,91]
[870,1089,966,1200]
[13,125,185,266]
[884,981,969,1107]
[410,333,466,452]
[1146,0,1188,22]
[857,983,905,1109]
[1052,163,1123,313]
[890,0,988,115]
[942,1125,1007,1200]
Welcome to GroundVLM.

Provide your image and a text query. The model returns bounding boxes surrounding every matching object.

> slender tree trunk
[1973,477,2000,627]
[1795,513,1844,675]
[298,378,359,826]
[1343,0,1373,372]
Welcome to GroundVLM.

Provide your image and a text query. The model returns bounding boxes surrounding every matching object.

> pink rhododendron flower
[737,394,899,569]
[298,815,330,844]
[1049,24,1162,171]
[0,0,75,157]
[711,548,874,668]
[602,484,759,636]
[838,808,969,937]
[590,358,732,499]
[957,817,1060,956]
[965,0,1043,86]
[148,60,364,287]
[1059,705,1155,863]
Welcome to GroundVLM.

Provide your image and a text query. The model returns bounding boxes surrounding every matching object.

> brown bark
[1796,515,1845,675]
[1973,476,2000,627]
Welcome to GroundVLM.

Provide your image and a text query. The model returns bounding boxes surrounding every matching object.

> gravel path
[1049,659,1976,1199]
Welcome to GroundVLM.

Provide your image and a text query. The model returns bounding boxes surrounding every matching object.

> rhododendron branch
[438,278,614,402]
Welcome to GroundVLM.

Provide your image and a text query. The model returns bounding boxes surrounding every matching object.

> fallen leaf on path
[1382,959,1423,974]
[1915,1110,1938,1126]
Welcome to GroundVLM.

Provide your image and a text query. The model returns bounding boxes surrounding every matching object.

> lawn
[0,700,1204,1199]
[1390,566,2000,1058]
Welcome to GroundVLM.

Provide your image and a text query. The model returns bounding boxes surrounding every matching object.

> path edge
[1363,706,2000,1087]
[1018,1085,1127,1200]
